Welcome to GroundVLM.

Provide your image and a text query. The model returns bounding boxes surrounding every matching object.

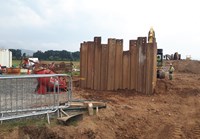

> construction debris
[164,52,181,60]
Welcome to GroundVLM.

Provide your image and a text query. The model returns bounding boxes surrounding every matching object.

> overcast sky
[0,0,199,59]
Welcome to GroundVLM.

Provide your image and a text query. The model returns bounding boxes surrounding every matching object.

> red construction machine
[34,68,67,94]
[21,58,68,94]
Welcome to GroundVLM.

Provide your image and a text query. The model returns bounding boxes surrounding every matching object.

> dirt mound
[165,60,200,74]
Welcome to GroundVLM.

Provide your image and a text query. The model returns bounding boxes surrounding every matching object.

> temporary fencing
[0,74,72,123]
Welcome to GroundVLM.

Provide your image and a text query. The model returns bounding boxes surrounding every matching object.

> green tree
[33,51,45,60]
[9,49,22,60]
[32,50,80,61]
[72,51,80,61]
[22,53,26,58]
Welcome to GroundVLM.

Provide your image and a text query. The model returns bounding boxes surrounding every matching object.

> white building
[0,49,12,67]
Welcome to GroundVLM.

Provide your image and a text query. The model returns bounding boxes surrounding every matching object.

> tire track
[192,123,200,139]
[171,124,185,139]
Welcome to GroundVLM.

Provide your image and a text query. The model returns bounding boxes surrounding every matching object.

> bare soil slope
[1,60,200,139]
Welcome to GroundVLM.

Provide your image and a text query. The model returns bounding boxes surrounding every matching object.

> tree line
[9,49,80,61]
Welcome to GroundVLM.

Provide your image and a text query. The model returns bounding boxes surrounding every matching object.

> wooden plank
[87,41,95,89]
[146,43,151,95]
[136,38,142,93]
[100,44,108,90]
[152,42,157,94]
[136,37,147,93]
[84,42,88,89]
[148,43,154,95]
[80,43,83,88]
[93,37,102,90]
[141,37,147,94]
[114,39,123,90]
[129,40,137,90]
[135,38,139,92]
[80,42,88,88]
[107,39,116,90]
[128,51,131,90]
[146,42,157,95]
[122,51,130,89]
[68,101,106,108]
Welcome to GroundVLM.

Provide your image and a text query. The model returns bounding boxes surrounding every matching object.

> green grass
[11,60,80,68]
[0,117,58,134]
[12,60,21,67]
[0,119,46,132]
[72,71,80,76]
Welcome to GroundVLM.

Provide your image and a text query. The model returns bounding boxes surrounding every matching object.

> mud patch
[19,126,63,139]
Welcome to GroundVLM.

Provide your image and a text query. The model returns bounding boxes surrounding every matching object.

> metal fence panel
[0,74,71,121]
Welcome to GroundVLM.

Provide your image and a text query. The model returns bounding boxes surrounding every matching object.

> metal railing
[0,74,72,123]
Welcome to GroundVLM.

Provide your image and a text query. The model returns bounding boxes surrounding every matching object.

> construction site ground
[1,60,200,139]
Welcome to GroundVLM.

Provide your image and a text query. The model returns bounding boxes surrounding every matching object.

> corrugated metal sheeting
[0,49,12,67]
[80,34,157,95]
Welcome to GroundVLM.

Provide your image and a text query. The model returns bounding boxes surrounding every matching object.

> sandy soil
[1,60,200,139]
